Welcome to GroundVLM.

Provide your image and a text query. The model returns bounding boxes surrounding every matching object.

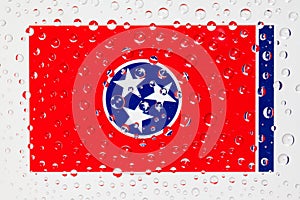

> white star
[123,107,153,133]
[145,82,176,104]
[114,69,145,97]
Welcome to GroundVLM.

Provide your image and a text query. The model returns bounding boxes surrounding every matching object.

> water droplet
[295,84,300,92]
[279,51,288,59]
[191,188,200,196]
[16,54,24,62]
[281,68,290,77]
[89,20,98,31]
[279,28,291,40]
[4,34,13,42]
[229,48,241,60]
[210,176,219,184]
[240,8,252,20]
[218,32,226,41]
[54,141,63,150]
[264,9,273,18]
[26,27,34,36]
[158,8,169,19]
[267,0,276,5]
[244,111,253,122]
[54,19,61,26]
[229,0,237,5]
[204,113,217,127]
[129,180,136,187]
[51,38,60,48]
[282,133,294,146]
[135,0,144,8]
[235,135,243,145]
[180,158,190,169]
[207,21,216,31]
[120,192,126,199]
[79,100,90,110]
[145,10,153,18]
[22,91,31,100]
[228,21,237,30]
[274,81,283,90]
[195,9,206,20]
[0,19,6,26]
[111,1,119,10]
[262,51,272,61]
[180,114,191,127]
[113,168,123,178]
[179,4,189,15]
[85,184,91,190]
[180,179,186,186]
[223,68,234,79]
[260,158,269,166]
[107,20,117,30]
[72,5,79,13]
[278,153,289,165]
[70,169,78,177]
[212,2,220,11]
[289,12,298,21]
[263,107,274,119]
[126,8,133,14]
[73,18,82,27]
[261,179,268,186]
[194,34,204,45]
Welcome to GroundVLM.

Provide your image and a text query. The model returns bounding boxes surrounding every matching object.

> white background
[0,0,300,199]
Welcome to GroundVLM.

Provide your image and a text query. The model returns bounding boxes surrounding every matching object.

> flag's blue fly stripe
[259,25,274,172]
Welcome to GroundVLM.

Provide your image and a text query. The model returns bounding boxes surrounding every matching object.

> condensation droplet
[107,20,117,30]
[229,0,237,5]
[89,20,98,31]
[195,9,206,20]
[240,8,252,21]
[295,84,300,92]
[279,28,291,40]
[289,12,298,21]
[282,133,295,146]
[73,18,82,27]
[0,19,6,26]
[268,0,276,5]
[263,107,274,119]
[145,10,153,18]
[261,179,268,186]
[179,4,189,15]
[54,19,61,26]
[281,68,290,77]
[4,34,13,42]
[264,9,273,18]
[79,100,90,110]
[207,21,216,31]
[72,6,79,14]
[279,51,288,59]
[274,81,283,90]
[135,0,144,8]
[191,188,200,197]
[278,153,289,165]
[111,1,119,11]
[129,179,136,187]
[229,48,241,60]
[113,168,123,178]
[210,176,219,184]
[158,8,169,19]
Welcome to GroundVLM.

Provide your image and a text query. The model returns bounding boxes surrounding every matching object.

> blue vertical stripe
[259,25,274,172]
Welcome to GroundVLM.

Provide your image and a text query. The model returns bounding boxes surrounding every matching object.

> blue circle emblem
[103,59,182,138]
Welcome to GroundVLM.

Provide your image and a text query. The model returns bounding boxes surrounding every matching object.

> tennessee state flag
[29,24,274,173]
